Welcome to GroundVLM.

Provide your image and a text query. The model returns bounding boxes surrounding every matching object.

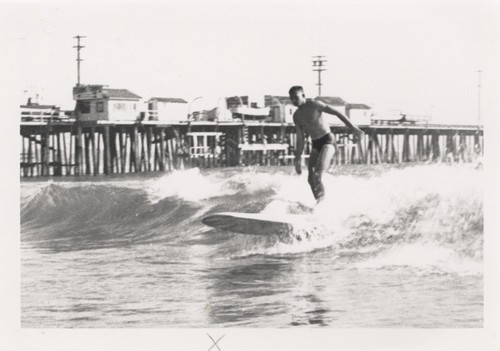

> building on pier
[229,106,271,122]
[264,96,296,123]
[371,109,432,126]
[346,103,372,125]
[146,97,188,122]
[73,84,142,122]
[225,95,270,122]
[20,99,69,122]
[226,95,265,109]
[221,94,372,125]
[265,95,368,125]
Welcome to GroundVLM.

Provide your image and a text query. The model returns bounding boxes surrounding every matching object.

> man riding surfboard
[289,85,364,202]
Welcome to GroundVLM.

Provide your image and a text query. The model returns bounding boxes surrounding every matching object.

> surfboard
[202,212,311,236]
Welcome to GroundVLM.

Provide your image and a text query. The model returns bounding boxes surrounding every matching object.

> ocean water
[20,163,483,328]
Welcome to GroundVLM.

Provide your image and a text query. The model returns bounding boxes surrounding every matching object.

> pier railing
[20,121,483,177]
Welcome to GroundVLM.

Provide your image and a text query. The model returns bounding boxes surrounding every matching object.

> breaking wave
[21,164,483,275]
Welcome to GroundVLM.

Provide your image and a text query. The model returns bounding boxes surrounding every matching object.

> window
[96,101,104,113]
[114,102,127,110]
[207,136,215,148]
[76,101,91,114]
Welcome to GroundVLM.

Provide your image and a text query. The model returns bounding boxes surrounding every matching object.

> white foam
[307,164,482,229]
[144,168,235,203]
[235,230,339,257]
[236,165,483,273]
[260,200,291,216]
[356,242,483,276]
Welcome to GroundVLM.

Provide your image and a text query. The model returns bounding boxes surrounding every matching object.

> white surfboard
[202,212,311,236]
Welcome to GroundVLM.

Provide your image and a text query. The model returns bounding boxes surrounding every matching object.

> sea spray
[143,168,236,203]
[21,164,482,266]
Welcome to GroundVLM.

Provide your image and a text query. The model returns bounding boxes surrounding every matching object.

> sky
[1,0,499,124]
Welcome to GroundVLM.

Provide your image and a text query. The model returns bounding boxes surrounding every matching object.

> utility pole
[73,35,86,86]
[312,55,327,96]
[477,70,482,126]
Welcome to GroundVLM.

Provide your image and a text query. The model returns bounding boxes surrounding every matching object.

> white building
[146,97,188,122]
[346,103,372,126]
[73,85,142,121]
[264,95,297,123]
[226,95,265,109]
[227,94,370,126]
[225,95,270,121]
[20,98,68,122]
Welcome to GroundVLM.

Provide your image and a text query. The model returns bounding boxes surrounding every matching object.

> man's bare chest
[297,107,322,125]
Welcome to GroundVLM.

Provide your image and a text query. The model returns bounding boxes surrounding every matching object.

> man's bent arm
[316,101,363,134]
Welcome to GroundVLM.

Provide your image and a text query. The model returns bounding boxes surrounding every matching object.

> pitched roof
[346,103,371,110]
[148,97,187,103]
[102,89,141,100]
[20,104,59,110]
[315,96,345,106]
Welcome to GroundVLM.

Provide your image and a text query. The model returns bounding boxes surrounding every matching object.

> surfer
[289,85,364,202]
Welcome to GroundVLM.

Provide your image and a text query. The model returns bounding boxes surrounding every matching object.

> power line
[73,35,86,86]
[312,55,327,96]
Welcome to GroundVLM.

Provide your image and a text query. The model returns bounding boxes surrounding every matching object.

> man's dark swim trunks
[311,133,335,152]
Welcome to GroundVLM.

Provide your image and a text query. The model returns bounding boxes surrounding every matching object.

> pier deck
[20,121,483,177]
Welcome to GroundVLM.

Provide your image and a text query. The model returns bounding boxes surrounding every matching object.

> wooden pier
[20,121,483,177]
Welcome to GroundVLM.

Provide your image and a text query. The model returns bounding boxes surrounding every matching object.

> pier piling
[20,122,483,178]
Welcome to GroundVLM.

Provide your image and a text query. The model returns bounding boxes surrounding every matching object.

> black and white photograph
[2,0,500,349]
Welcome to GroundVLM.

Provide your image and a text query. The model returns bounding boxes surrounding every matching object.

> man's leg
[311,144,335,201]
[307,149,319,199]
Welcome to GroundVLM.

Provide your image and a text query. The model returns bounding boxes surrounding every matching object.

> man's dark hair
[288,85,304,96]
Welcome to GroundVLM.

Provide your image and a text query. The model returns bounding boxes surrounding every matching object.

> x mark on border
[207,333,225,351]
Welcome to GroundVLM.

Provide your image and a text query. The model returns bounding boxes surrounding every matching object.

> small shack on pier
[264,95,296,123]
[146,97,188,122]
[73,84,142,122]
[264,95,347,124]
[371,110,431,126]
[346,103,372,125]
[226,95,264,109]
[20,98,67,122]
[225,95,270,122]
[229,106,270,121]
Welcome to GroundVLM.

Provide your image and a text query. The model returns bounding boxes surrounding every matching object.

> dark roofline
[346,103,371,109]
[314,96,346,106]
[103,88,142,100]
[148,97,188,103]
[20,104,59,109]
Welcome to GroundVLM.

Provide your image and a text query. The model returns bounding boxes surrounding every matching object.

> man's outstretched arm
[315,100,364,137]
